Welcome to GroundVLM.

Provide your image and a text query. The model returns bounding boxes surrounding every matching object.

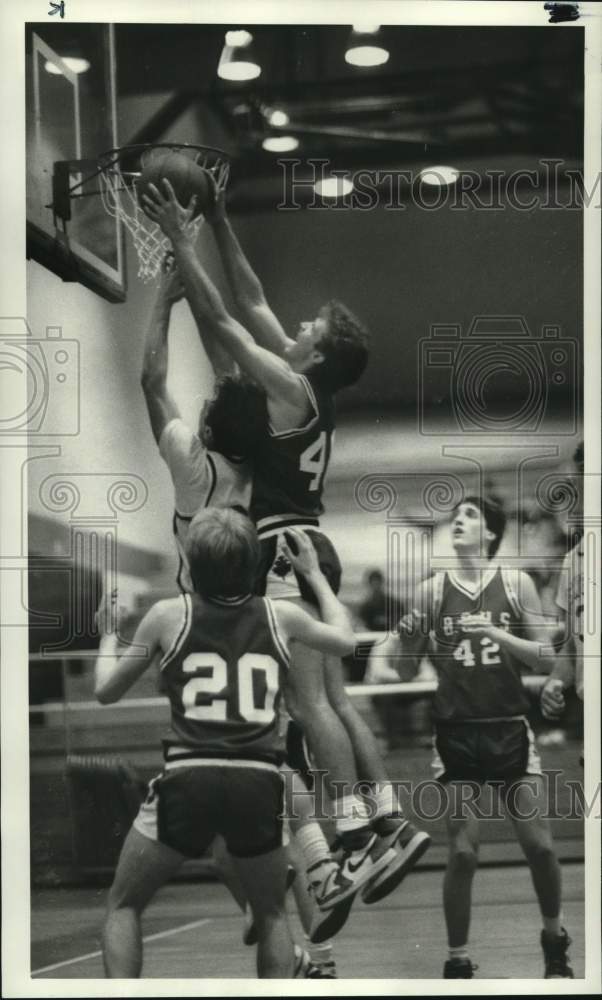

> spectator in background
[357,569,401,634]
[541,442,585,758]
[357,570,425,750]
[364,632,435,749]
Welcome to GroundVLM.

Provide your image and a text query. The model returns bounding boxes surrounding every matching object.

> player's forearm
[141,296,171,386]
[94,635,148,704]
[212,217,263,309]
[306,571,352,634]
[486,626,555,673]
[170,234,230,326]
[548,643,577,687]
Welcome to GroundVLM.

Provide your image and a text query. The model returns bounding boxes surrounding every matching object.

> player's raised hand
[142,179,197,243]
[203,176,226,226]
[398,608,426,636]
[282,528,320,579]
[541,678,566,719]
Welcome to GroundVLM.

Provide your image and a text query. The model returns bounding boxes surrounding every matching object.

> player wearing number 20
[95,510,361,979]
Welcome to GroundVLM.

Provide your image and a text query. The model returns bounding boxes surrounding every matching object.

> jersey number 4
[181,652,279,724]
[300,432,328,492]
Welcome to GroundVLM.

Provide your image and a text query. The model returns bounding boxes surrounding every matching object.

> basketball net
[98,146,230,282]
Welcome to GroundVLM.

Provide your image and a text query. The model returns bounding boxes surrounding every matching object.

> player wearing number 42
[94,510,365,979]
[398,496,573,980]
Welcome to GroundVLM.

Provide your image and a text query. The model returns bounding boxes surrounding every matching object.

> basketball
[137,150,214,218]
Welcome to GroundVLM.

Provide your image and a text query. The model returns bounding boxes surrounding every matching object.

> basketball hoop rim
[98,142,231,177]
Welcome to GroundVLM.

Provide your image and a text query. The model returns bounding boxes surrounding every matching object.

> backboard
[26,23,126,302]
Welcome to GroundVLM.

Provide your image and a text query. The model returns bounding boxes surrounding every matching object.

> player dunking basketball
[96,514,397,978]
[398,495,573,979]
[142,180,431,931]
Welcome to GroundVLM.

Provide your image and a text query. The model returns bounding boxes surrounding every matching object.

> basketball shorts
[256,528,342,601]
[285,719,315,787]
[432,717,542,784]
[133,759,284,858]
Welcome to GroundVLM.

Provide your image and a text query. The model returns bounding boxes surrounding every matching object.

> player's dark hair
[312,300,370,392]
[186,507,259,598]
[458,495,507,559]
[293,531,342,607]
[204,374,267,459]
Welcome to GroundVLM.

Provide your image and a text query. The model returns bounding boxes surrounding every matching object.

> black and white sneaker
[293,944,310,977]
[542,928,574,979]
[306,958,338,978]
[443,957,477,978]
[307,835,396,943]
[362,820,431,904]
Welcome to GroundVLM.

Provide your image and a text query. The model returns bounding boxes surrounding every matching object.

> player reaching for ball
[142,179,431,926]
[397,495,573,980]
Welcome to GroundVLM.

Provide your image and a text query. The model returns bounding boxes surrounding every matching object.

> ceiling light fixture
[314,176,354,198]
[345,25,389,68]
[267,108,290,127]
[419,165,460,186]
[217,30,261,82]
[45,56,90,75]
[262,135,299,153]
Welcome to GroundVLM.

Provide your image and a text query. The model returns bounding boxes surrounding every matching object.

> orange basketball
[137,150,214,218]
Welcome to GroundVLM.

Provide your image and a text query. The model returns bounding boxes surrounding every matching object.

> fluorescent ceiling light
[419,165,460,186]
[262,136,299,153]
[45,57,90,75]
[315,177,354,198]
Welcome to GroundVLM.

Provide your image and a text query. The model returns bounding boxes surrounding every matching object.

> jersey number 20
[181,652,279,724]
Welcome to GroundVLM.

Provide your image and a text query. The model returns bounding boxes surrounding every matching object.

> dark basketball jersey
[160,593,290,764]
[251,374,335,534]
[430,566,530,722]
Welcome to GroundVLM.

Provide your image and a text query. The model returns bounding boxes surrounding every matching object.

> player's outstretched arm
[206,186,294,357]
[94,599,166,704]
[469,570,556,673]
[273,528,356,654]
[143,181,307,407]
[140,268,183,443]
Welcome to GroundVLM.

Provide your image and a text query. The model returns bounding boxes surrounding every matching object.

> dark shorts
[256,528,342,600]
[432,718,542,785]
[134,761,284,859]
[285,719,314,787]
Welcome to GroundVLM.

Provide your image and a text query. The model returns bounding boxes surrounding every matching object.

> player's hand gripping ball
[137,150,214,221]
[283,528,320,578]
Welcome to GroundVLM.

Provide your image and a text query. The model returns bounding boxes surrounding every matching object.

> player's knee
[521,835,556,868]
[448,843,478,874]
[106,879,148,915]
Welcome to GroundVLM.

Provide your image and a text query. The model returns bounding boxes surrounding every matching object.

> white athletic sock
[305,937,333,966]
[373,781,403,820]
[448,945,469,961]
[542,915,562,936]
[295,822,332,871]
[334,794,370,835]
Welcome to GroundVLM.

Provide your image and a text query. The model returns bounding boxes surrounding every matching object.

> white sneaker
[294,944,310,977]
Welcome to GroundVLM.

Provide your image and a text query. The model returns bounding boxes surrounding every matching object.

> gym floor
[31,863,585,980]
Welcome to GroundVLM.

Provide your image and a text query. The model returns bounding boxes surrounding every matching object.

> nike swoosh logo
[346,845,373,873]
